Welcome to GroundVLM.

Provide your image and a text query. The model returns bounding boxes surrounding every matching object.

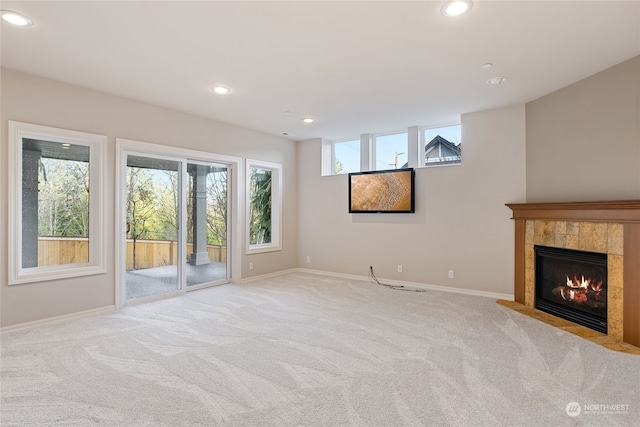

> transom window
[374,132,408,170]
[333,138,360,174]
[321,122,461,175]
[422,124,461,166]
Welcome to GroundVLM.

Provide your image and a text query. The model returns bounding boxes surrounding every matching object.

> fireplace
[535,246,608,333]
[507,201,640,348]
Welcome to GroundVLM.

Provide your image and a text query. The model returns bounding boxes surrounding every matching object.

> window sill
[246,244,282,255]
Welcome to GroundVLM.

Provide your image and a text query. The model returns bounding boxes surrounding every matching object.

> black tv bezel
[348,168,415,214]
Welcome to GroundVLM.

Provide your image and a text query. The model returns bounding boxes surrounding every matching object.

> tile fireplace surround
[507,201,640,348]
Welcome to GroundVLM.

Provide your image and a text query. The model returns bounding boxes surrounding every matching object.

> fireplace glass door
[535,245,607,333]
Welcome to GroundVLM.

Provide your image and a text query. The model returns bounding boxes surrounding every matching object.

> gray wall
[526,56,640,202]
[297,105,527,296]
[4,54,637,328]
[0,69,298,327]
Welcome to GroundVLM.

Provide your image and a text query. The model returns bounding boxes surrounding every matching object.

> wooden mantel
[506,200,640,347]
[507,200,640,222]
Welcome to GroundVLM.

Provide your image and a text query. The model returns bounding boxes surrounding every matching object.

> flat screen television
[348,168,415,213]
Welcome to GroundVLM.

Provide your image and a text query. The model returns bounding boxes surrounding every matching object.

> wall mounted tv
[348,168,415,213]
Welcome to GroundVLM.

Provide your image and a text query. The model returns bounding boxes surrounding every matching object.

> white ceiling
[2,1,639,142]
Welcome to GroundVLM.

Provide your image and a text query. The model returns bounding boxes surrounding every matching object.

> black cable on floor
[368,266,426,292]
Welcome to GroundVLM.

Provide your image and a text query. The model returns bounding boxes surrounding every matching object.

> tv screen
[348,168,415,213]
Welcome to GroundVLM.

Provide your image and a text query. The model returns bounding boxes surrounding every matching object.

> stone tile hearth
[523,220,624,340]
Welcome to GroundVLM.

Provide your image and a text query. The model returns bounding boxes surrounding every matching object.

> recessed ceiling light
[487,76,507,85]
[210,85,231,95]
[481,63,493,69]
[301,118,315,124]
[441,1,473,17]
[1,10,34,26]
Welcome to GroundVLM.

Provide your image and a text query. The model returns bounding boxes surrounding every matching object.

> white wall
[1,69,298,327]
[526,56,640,202]
[297,105,527,295]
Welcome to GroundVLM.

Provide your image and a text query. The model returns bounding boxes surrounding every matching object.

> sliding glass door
[186,161,229,288]
[125,155,182,300]
[120,145,233,304]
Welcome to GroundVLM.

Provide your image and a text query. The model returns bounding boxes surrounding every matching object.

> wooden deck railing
[125,240,227,270]
[37,237,227,269]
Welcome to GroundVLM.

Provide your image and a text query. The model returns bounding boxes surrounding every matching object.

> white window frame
[115,138,243,308]
[332,137,361,175]
[372,130,409,171]
[7,121,107,285]
[321,122,462,175]
[246,159,282,254]
[420,123,462,168]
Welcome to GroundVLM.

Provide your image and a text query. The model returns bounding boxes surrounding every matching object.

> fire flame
[566,275,589,289]
[560,275,603,303]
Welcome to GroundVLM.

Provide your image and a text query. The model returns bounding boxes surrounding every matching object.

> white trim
[240,268,300,283]
[7,121,107,285]
[407,125,420,169]
[291,268,515,301]
[360,134,371,172]
[320,139,333,176]
[246,159,282,254]
[0,305,116,333]
[115,139,125,308]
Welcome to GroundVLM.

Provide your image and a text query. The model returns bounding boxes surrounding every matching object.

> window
[374,132,408,170]
[422,124,461,166]
[333,139,360,174]
[321,122,462,175]
[8,121,106,284]
[246,159,282,253]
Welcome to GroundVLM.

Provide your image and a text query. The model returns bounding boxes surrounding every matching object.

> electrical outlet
[397,264,403,273]
[249,262,254,270]
[448,270,454,279]
[306,256,311,263]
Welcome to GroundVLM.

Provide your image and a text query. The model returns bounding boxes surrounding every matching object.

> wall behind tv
[526,55,640,202]
[297,105,526,296]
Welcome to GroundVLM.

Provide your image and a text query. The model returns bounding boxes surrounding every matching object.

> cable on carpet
[368,266,426,292]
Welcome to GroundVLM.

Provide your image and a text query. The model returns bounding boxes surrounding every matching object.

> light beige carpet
[2,272,639,426]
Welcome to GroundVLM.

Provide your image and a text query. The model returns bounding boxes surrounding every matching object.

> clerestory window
[333,138,361,174]
[373,131,408,170]
[422,124,462,166]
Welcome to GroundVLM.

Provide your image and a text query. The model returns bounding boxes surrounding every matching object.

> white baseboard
[240,268,300,283]
[294,268,514,301]
[1,305,116,333]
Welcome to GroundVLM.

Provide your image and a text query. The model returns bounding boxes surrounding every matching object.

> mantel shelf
[506,200,640,223]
